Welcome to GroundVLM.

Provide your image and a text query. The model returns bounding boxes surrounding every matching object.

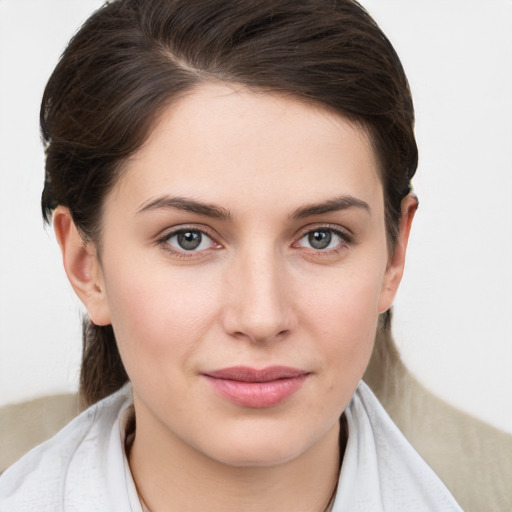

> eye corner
[293,225,353,254]
[156,225,223,260]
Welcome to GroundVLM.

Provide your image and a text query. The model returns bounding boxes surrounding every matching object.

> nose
[222,248,296,344]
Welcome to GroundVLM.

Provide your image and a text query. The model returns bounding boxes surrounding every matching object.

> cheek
[101,258,221,372]
[301,262,384,332]
[298,264,384,377]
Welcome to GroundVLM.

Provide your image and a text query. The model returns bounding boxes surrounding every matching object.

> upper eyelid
[292,226,355,254]
[294,223,353,240]
[157,226,221,258]
[157,224,218,242]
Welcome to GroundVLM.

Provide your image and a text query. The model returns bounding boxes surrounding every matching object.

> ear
[53,206,111,326]
[378,194,418,313]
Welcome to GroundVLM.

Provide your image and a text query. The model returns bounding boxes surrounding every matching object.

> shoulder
[0,385,133,512]
[333,382,463,512]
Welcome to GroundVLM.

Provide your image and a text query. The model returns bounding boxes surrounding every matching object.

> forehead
[111,82,383,217]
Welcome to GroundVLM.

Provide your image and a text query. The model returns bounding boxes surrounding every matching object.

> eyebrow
[137,196,232,220]
[290,195,371,220]
[137,194,370,221]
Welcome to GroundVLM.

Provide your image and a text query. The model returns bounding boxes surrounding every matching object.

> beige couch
[1,329,511,511]
[364,327,512,512]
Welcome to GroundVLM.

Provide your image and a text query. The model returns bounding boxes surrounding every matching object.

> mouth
[202,366,310,408]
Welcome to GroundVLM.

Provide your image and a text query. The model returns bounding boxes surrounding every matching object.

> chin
[201,421,331,469]
[213,444,305,468]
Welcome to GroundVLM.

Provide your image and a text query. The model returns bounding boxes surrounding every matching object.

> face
[79,83,406,467]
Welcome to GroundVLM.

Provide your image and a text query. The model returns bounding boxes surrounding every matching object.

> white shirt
[0,382,462,511]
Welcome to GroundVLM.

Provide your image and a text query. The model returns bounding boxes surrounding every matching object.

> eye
[164,229,218,253]
[296,228,347,251]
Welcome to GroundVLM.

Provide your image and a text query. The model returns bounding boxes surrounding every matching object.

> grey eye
[296,228,345,251]
[308,230,332,250]
[165,229,216,252]
[176,231,202,250]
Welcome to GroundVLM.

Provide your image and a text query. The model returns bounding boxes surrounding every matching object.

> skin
[54,83,417,511]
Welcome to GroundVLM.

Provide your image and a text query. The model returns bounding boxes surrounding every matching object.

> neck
[128,404,344,512]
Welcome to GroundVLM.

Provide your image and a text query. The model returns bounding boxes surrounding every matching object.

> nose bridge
[224,242,293,343]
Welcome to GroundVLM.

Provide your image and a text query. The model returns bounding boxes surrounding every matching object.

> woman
[0,0,462,510]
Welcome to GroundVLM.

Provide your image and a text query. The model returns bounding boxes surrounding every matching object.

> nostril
[229,328,289,343]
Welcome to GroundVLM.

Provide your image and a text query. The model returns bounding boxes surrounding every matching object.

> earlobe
[53,206,111,326]
[378,194,418,313]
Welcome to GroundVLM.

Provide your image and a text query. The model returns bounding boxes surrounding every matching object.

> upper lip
[204,366,308,382]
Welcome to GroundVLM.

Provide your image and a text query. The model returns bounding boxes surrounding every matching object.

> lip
[202,366,309,408]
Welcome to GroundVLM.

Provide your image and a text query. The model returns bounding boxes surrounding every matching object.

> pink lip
[203,366,309,408]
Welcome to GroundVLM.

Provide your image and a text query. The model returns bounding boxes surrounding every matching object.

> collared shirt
[0,382,462,511]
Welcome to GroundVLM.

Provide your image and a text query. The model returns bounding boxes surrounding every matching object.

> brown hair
[41,0,418,407]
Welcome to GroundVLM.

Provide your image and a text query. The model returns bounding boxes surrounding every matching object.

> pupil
[309,230,331,249]
[177,231,201,250]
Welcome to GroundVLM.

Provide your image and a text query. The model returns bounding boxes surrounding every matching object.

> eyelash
[293,225,352,254]
[157,226,221,259]
[156,224,352,259]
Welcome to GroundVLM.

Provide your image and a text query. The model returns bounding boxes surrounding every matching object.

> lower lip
[204,375,308,408]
